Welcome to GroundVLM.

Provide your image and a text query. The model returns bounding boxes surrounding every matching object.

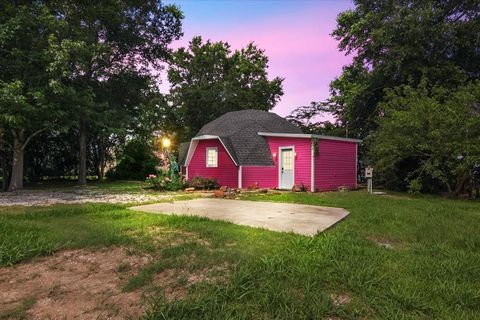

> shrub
[408,178,422,195]
[188,177,219,190]
[146,173,186,191]
[107,140,157,180]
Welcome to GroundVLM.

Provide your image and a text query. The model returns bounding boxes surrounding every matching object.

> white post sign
[365,166,373,194]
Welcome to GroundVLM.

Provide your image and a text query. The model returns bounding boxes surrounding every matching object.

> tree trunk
[1,152,7,191]
[98,140,105,181]
[8,136,24,191]
[78,120,87,186]
[454,171,469,196]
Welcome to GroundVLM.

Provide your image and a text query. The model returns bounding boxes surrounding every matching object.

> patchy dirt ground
[0,247,153,319]
[0,190,180,206]
[0,244,229,319]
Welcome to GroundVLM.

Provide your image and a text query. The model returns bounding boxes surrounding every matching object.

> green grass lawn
[1,191,479,319]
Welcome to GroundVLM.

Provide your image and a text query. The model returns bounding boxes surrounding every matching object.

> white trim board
[238,166,242,189]
[257,132,362,143]
[310,139,315,192]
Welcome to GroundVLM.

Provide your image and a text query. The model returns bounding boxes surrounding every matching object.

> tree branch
[21,127,48,150]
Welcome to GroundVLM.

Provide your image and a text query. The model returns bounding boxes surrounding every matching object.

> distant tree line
[0,1,283,191]
[289,0,480,197]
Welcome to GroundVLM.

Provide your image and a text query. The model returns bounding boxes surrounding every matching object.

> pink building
[179,110,361,191]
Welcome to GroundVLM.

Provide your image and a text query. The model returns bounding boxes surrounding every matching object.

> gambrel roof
[181,109,302,166]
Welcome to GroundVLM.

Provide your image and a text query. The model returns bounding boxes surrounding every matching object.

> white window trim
[206,147,218,168]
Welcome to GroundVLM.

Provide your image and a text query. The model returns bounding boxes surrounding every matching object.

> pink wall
[187,139,238,187]
[242,166,277,188]
[265,137,312,189]
[315,139,357,191]
[187,136,357,191]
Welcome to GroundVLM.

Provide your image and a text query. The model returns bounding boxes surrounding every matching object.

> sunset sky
[164,0,354,116]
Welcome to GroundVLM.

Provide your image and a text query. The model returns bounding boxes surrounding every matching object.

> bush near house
[145,173,186,191]
[187,177,219,190]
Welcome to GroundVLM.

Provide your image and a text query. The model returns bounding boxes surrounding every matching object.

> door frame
[278,146,295,189]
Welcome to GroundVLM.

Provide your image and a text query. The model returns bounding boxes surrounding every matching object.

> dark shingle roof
[178,142,190,166]
[195,109,303,166]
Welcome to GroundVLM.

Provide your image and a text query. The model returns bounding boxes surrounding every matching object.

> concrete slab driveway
[130,199,349,236]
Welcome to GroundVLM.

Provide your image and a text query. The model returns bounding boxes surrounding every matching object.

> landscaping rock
[247,182,259,190]
[214,190,225,198]
[291,185,302,192]
[219,186,228,192]
[184,187,195,192]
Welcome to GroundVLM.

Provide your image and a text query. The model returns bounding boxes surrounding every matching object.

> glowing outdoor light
[162,137,171,149]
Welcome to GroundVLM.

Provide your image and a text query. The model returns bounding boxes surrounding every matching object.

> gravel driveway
[0,190,179,206]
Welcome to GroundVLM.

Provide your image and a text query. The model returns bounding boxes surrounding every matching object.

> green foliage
[107,140,158,180]
[371,81,480,193]
[290,1,480,141]
[0,1,184,188]
[168,36,284,139]
[329,0,480,137]
[187,176,220,190]
[145,173,186,191]
[287,101,347,136]
[288,1,480,194]
[408,178,422,195]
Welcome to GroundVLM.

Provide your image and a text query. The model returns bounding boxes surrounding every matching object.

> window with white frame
[206,147,218,167]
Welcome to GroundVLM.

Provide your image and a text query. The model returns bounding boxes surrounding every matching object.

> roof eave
[257,132,362,143]
[185,135,239,167]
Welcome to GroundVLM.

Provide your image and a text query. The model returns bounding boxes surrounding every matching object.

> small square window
[206,147,218,167]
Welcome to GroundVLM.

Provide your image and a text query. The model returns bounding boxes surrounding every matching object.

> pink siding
[315,139,356,191]
[265,137,312,189]
[187,139,238,187]
[242,166,277,188]
[187,136,357,191]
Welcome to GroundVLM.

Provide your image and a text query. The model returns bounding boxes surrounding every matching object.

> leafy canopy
[290,0,480,138]
[168,36,284,139]
[330,0,480,137]
[372,81,480,192]
[0,2,61,140]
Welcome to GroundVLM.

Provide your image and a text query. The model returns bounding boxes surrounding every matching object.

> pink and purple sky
[163,0,354,117]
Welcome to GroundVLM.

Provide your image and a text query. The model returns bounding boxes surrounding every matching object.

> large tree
[291,0,480,138]
[168,36,284,139]
[47,0,183,186]
[372,81,480,195]
[0,2,61,191]
[331,0,480,138]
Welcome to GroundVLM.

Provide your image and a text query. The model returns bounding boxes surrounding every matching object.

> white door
[280,148,294,189]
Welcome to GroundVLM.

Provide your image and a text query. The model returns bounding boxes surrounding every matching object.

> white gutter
[238,166,242,189]
[310,139,315,192]
[257,132,362,143]
[355,143,358,189]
